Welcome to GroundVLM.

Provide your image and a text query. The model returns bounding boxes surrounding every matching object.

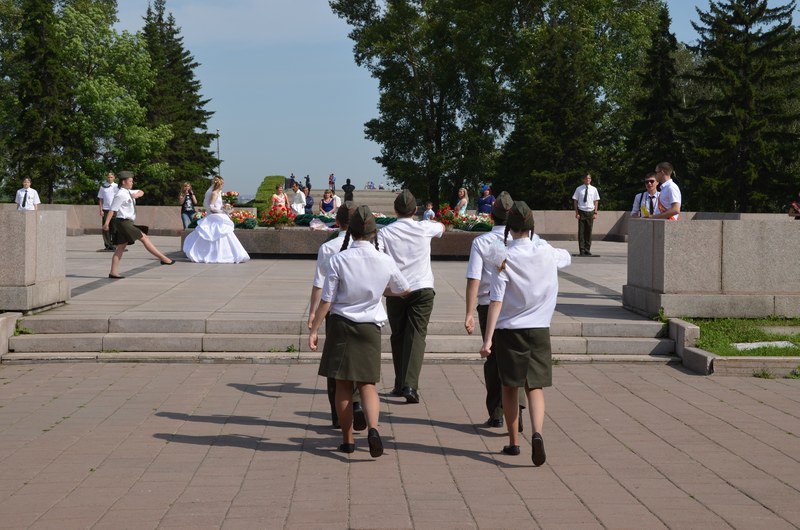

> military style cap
[394,189,417,216]
[507,200,535,232]
[350,205,377,235]
[491,191,513,221]
[336,201,356,225]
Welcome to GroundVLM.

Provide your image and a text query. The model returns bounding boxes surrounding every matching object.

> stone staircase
[6,312,677,364]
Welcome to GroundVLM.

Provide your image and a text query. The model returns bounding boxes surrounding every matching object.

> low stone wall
[0,211,70,312]
[624,216,800,318]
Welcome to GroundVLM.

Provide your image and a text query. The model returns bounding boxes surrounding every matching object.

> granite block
[626,219,654,289]
[661,220,722,293]
[660,294,776,318]
[722,220,800,292]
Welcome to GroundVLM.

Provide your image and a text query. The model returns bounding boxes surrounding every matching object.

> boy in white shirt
[15,178,41,211]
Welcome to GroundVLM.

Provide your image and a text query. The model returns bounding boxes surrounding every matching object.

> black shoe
[584,252,592,256]
[532,432,546,466]
[367,428,383,457]
[160,259,175,265]
[108,274,124,279]
[486,418,503,428]
[352,403,367,432]
[402,387,419,404]
[338,443,355,454]
[389,387,404,397]
[518,406,524,433]
[502,445,520,456]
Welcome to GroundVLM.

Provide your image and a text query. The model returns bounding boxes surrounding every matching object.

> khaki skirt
[318,314,382,383]
[111,218,142,246]
[494,328,552,389]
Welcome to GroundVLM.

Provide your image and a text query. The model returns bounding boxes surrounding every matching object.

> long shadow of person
[227,382,322,398]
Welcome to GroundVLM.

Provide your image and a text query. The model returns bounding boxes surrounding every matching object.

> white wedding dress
[183,188,250,264]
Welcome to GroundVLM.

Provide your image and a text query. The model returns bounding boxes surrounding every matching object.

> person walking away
[102,171,175,278]
[15,178,41,211]
[378,190,445,403]
[572,173,600,255]
[650,162,681,220]
[629,172,659,218]
[465,191,526,430]
[98,172,118,250]
[480,201,571,465]
[179,181,198,229]
[309,205,410,456]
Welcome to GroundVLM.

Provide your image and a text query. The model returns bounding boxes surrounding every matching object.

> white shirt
[630,190,660,217]
[291,189,306,215]
[377,217,444,291]
[110,188,137,220]
[572,184,600,212]
[322,240,410,325]
[490,237,571,329]
[15,187,41,211]
[333,194,342,209]
[312,231,347,288]
[466,225,505,306]
[657,179,681,220]
[97,183,118,211]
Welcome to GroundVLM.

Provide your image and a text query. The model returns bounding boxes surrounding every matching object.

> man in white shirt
[630,172,659,218]
[651,161,681,220]
[571,173,600,256]
[290,181,306,216]
[15,178,41,211]
[378,189,444,403]
[97,172,118,250]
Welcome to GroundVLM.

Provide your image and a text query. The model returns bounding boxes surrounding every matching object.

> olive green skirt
[111,218,142,246]
[494,328,552,389]
[318,314,382,383]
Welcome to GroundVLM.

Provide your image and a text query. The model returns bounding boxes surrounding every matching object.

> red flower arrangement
[437,206,460,226]
[260,205,297,227]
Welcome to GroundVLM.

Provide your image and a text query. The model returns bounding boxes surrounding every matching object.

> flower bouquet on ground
[455,212,493,232]
[229,210,257,229]
[437,207,461,230]
[260,206,297,228]
[222,191,239,205]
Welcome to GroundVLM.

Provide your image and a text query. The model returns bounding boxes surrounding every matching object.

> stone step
[1,350,680,365]
[9,333,674,356]
[17,315,666,339]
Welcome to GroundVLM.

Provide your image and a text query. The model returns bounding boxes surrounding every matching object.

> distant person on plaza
[183,176,249,264]
[480,201,571,465]
[332,190,342,211]
[465,191,526,431]
[319,189,336,215]
[289,173,296,188]
[102,171,175,278]
[456,187,469,216]
[572,173,600,256]
[303,186,314,215]
[97,172,118,250]
[309,205,410,456]
[290,181,306,216]
[305,174,311,192]
[342,178,355,202]
[650,162,681,220]
[629,172,660,218]
[15,177,40,211]
[178,181,198,229]
[476,185,495,214]
[271,183,290,210]
[329,173,336,191]
[423,201,435,221]
[788,192,800,220]
[378,190,445,404]
[307,202,366,431]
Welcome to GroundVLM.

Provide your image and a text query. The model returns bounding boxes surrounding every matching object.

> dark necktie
[648,195,655,215]
[583,185,588,203]
[22,190,27,208]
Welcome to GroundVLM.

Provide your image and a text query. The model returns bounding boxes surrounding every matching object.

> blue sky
[114,1,792,197]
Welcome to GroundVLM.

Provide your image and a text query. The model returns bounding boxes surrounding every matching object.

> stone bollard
[0,211,70,312]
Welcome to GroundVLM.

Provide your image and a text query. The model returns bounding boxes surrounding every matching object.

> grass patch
[786,366,800,380]
[685,317,800,357]
[753,367,775,379]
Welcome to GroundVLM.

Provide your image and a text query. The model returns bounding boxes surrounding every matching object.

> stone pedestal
[0,211,70,312]
[623,218,800,318]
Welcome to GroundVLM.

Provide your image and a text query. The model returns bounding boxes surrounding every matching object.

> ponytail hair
[504,225,510,246]
[340,230,351,251]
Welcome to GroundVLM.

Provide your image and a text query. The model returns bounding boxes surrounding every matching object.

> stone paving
[0,362,798,529]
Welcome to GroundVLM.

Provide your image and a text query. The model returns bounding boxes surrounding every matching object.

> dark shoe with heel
[338,443,355,454]
[502,445,520,456]
[367,428,383,457]
[487,418,503,428]
[160,260,175,265]
[108,274,124,279]
[532,432,546,466]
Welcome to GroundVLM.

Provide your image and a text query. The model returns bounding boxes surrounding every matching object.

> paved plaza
[1,235,799,529]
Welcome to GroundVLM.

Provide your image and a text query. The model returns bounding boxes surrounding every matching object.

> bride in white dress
[183,176,250,263]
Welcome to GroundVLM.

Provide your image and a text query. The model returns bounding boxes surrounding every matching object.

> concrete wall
[0,211,70,312]
[623,217,800,318]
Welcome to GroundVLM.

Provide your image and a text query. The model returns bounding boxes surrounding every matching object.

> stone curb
[0,312,22,356]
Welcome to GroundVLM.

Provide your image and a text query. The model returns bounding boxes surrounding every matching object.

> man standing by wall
[571,173,600,256]
[15,178,41,212]
[630,172,659,218]
[650,162,681,220]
